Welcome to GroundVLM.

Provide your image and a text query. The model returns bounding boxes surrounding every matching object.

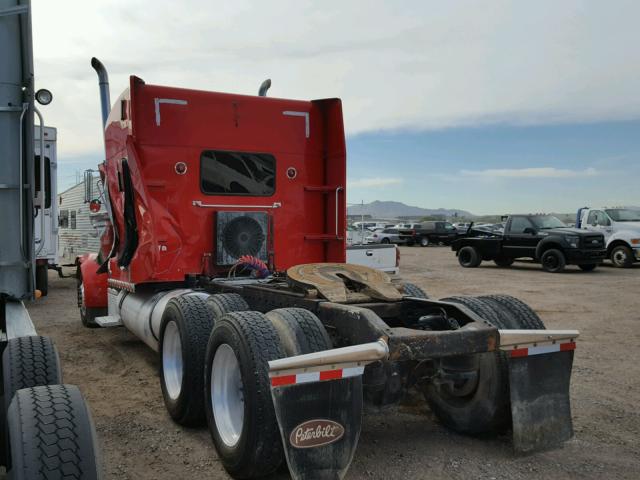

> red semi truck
[78,58,580,479]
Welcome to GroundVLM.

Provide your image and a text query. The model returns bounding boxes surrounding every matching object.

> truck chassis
[93,264,578,479]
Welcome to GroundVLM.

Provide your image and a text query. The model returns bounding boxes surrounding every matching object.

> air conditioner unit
[216,211,269,265]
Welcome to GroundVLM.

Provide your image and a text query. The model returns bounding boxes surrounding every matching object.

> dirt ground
[23,247,640,479]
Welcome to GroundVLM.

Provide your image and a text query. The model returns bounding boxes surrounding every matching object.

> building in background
[57,174,104,264]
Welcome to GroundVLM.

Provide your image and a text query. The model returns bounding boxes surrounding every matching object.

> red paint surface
[78,253,108,308]
[510,348,529,358]
[271,375,297,387]
[99,76,346,287]
[319,369,343,381]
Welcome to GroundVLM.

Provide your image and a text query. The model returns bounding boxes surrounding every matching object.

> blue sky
[37,1,640,214]
[346,120,640,215]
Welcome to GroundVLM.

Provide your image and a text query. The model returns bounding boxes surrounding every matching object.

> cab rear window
[200,150,275,196]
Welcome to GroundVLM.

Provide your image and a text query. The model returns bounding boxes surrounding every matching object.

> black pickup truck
[451,214,606,273]
[413,221,460,246]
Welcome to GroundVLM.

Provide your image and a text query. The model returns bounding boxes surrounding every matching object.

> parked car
[413,221,459,246]
[366,227,415,245]
[352,221,391,231]
[453,222,472,230]
[451,214,606,273]
[576,207,640,267]
[393,222,422,229]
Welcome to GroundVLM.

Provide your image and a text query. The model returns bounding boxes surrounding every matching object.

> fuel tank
[108,288,208,351]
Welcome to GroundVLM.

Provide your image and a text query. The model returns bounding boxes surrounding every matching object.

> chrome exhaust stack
[258,78,271,97]
[90,57,111,127]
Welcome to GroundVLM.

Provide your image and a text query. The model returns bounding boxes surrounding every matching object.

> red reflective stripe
[319,369,343,381]
[271,375,296,387]
[560,342,576,352]
[510,348,529,358]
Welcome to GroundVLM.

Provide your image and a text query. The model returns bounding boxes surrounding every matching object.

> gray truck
[452,214,606,273]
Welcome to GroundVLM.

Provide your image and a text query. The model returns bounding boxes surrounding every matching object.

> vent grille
[216,211,269,265]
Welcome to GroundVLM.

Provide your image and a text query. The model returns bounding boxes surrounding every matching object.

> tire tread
[7,384,99,479]
[213,311,285,478]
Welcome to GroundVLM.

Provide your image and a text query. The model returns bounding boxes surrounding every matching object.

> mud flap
[508,349,575,452]
[270,377,363,480]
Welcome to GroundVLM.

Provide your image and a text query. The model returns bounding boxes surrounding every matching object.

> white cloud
[460,167,598,178]
[348,177,403,188]
[30,0,640,160]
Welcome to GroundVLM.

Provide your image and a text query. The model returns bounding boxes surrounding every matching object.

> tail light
[89,199,101,212]
[395,246,400,267]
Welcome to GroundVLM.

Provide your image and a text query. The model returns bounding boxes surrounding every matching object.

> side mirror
[523,227,537,235]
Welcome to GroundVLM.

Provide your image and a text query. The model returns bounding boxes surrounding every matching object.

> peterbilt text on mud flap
[77,58,582,479]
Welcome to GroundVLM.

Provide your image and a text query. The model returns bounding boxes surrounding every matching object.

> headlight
[566,236,580,248]
[631,238,640,245]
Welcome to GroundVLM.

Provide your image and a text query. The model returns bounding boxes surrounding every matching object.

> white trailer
[57,173,104,265]
[33,125,58,294]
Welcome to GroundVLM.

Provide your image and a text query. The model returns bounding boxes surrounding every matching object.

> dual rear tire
[204,308,331,478]
[158,293,333,479]
[159,293,249,426]
[425,295,545,434]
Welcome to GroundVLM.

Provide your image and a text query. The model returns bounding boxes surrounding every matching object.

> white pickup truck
[346,244,399,274]
[576,207,640,267]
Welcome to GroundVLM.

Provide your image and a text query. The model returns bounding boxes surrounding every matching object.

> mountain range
[347,201,474,219]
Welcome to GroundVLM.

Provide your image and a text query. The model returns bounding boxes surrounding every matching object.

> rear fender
[77,253,108,308]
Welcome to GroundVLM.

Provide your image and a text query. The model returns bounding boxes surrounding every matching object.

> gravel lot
[24,247,640,479]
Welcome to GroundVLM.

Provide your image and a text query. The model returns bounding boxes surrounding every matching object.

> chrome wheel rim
[613,250,627,265]
[162,321,183,400]
[211,343,244,447]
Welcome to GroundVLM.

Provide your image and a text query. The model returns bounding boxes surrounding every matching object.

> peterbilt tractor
[77,57,581,479]
[1,1,99,478]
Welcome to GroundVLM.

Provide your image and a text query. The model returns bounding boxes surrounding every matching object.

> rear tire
[381,238,390,244]
[205,311,285,478]
[579,263,597,272]
[265,308,332,356]
[425,295,546,434]
[207,293,249,322]
[477,295,544,329]
[401,283,429,299]
[77,276,105,328]
[35,263,48,296]
[610,245,634,268]
[2,336,62,413]
[458,246,481,268]
[159,294,214,426]
[6,385,100,479]
[1,336,62,466]
[540,248,566,273]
